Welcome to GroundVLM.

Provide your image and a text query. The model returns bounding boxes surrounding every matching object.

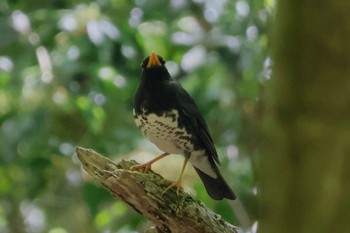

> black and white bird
[132,52,236,200]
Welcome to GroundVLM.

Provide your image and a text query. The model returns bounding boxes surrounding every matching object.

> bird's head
[141,52,166,70]
[140,52,171,84]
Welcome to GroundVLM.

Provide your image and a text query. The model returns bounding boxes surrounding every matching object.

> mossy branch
[76,147,238,233]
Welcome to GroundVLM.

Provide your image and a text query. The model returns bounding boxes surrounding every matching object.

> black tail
[194,166,236,200]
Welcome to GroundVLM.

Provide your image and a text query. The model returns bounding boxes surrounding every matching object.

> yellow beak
[146,52,161,68]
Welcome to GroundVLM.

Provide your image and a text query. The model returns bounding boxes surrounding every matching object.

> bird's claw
[161,179,183,196]
[130,163,152,173]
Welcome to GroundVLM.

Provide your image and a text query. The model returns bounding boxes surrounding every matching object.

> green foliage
[0,0,269,232]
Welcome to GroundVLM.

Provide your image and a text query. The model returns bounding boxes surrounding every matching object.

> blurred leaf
[0,0,269,231]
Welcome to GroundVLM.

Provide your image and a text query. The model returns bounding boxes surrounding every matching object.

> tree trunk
[260,1,350,233]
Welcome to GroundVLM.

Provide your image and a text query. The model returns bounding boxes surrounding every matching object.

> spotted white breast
[134,109,188,154]
[134,108,217,178]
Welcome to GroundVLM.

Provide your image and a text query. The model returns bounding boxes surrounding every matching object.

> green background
[0,0,270,232]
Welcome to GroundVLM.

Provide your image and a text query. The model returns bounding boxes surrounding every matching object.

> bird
[131,52,236,200]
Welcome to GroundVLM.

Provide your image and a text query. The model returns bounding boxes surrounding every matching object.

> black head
[140,52,171,84]
[141,52,166,70]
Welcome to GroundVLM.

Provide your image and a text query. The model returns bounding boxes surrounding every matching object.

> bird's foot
[161,178,183,196]
[130,152,169,173]
[130,162,152,173]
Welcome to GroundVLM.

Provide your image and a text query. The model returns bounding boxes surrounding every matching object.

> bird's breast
[133,108,217,178]
[134,108,194,155]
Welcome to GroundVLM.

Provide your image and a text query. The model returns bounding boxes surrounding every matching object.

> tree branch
[76,147,238,233]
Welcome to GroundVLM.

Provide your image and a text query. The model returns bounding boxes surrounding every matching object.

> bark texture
[260,1,350,233]
[76,147,238,233]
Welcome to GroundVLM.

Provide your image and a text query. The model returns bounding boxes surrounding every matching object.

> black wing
[174,85,220,164]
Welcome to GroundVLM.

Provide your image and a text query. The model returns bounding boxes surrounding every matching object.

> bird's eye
[141,56,150,69]
[157,55,166,65]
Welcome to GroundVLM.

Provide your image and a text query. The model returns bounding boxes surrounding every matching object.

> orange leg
[161,158,189,196]
[130,152,169,173]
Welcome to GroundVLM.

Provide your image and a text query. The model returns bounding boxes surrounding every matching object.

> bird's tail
[194,166,236,200]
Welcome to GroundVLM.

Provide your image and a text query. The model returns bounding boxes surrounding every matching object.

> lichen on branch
[76,147,238,233]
